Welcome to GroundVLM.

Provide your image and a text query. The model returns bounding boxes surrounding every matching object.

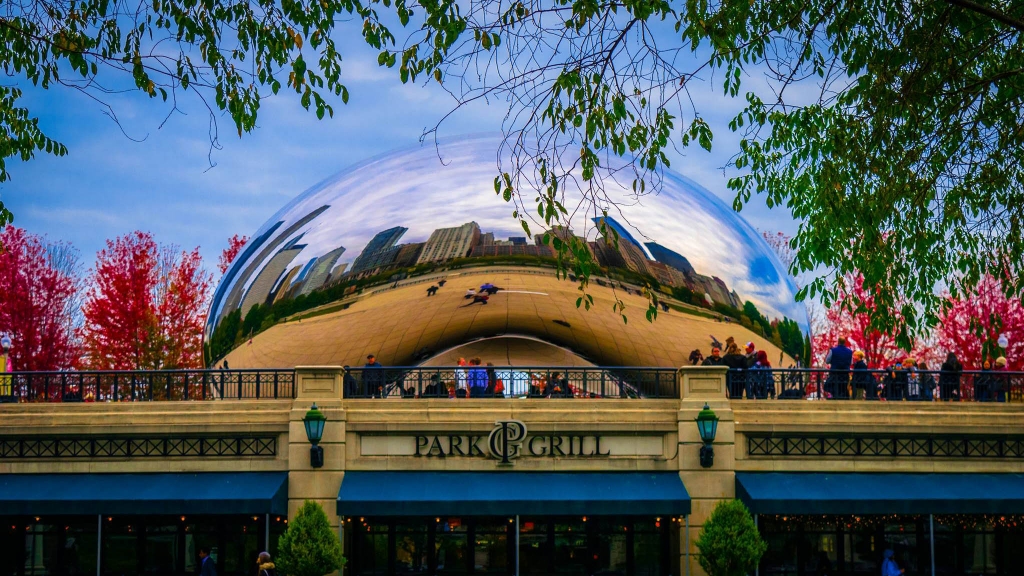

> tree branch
[943,0,1024,32]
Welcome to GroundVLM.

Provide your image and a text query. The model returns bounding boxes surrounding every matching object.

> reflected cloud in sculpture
[207,135,808,368]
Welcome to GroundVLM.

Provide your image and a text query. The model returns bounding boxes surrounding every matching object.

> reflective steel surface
[207,136,808,368]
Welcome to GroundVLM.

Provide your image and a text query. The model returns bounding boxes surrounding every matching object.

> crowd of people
[346,354,586,398]
[689,335,1015,402]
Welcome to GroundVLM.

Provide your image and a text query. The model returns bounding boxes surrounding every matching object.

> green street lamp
[695,403,719,468]
[303,403,327,468]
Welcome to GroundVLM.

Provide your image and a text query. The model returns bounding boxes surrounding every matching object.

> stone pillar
[677,366,734,576]
[289,367,347,528]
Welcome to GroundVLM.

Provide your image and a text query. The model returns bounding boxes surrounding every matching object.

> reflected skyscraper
[644,242,696,276]
[351,227,408,274]
[417,222,481,264]
[216,205,329,325]
[298,246,347,297]
[239,242,306,314]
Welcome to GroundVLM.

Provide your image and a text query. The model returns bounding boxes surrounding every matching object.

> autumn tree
[217,235,249,275]
[935,274,1024,370]
[813,273,903,368]
[0,226,83,370]
[81,231,211,369]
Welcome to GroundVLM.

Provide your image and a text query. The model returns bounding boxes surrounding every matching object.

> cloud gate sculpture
[207,136,809,369]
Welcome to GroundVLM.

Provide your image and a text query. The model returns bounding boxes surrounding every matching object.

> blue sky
[0,29,800,272]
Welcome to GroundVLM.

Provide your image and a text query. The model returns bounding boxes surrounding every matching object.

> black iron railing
[726,368,1024,402]
[0,369,296,403]
[342,366,679,399]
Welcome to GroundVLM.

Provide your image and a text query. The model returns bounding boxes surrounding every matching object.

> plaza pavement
[224,266,790,368]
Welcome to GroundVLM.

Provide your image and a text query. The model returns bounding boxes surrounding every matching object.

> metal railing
[342,366,679,399]
[0,369,296,403]
[726,368,1024,402]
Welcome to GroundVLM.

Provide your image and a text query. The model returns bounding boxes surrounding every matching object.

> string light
[764,514,1024,531]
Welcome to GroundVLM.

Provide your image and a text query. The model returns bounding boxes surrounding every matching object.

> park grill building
[3,367,1024,576]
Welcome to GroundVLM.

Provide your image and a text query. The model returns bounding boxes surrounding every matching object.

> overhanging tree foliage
[368,0,1024,343]
[4,0,1022,341]
[0,0,395,222]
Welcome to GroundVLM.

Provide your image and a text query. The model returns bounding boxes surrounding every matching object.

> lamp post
[695,403,719,468]
[303,403,327,468]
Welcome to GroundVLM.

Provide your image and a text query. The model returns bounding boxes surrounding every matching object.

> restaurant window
[472,520,508,575]
[963,523,996,575]
[345,516,672,576]
[552,520,587,576]
[353,520,389,576]
[518,518,549,576]
[433,518,469,574]
[632,517,664,576]
[395,521,429,575]
[593,518,628,576]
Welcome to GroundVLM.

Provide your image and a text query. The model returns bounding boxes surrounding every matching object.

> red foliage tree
[217,234,249,275]
[812,273,903,368]
[81,231,212,369]
[935,274,1024,370]
[0,226,82,370]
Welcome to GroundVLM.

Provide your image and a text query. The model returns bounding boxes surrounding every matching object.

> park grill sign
[414,420,611,464]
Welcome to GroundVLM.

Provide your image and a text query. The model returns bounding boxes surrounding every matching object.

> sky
[0,23,800,274]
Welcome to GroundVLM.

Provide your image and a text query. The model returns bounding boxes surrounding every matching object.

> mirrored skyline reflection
[207,135,808,338]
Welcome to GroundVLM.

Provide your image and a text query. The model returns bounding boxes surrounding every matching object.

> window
[434,519,468,574]
[395,522,428,575]
[472,520,508,575]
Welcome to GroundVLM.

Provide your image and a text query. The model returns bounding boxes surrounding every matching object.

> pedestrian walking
[256,552,275,576]
[199,547,217,576]
[881,550,904,576]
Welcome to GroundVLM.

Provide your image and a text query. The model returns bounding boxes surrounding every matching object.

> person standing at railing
[702,347,725,366]
[905,358,922,400]
[343,366,360,398]
[939,353,963,401]
[917,361,937,401]
[364,354,385,398]
[467,358,488,398]
[744,342,758,368]
[886,360,909,401]
[976,359,994,402]
[455,357,469,397]
[994,357,1009,402]
[825,337,853,399]
[851,350,875,400]
[748,351,775,399]
[722,341,748,399]
[0,334,12,398]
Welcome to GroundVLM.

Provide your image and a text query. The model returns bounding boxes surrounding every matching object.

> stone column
[289,366,347,527]
[677,366,734,576]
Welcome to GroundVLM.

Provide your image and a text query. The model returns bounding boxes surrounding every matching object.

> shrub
[695,500,767,576]
[276,501,345,576]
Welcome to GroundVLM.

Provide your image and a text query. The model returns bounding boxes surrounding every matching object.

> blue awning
[0,472,288,515]
[736,472,1024,515]
[338,472,690,516]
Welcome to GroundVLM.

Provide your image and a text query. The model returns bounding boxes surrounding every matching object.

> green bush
[276,501,345,576]
[695,500,767,576]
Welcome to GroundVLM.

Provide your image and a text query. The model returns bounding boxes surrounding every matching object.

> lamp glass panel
[304,418,325,443]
